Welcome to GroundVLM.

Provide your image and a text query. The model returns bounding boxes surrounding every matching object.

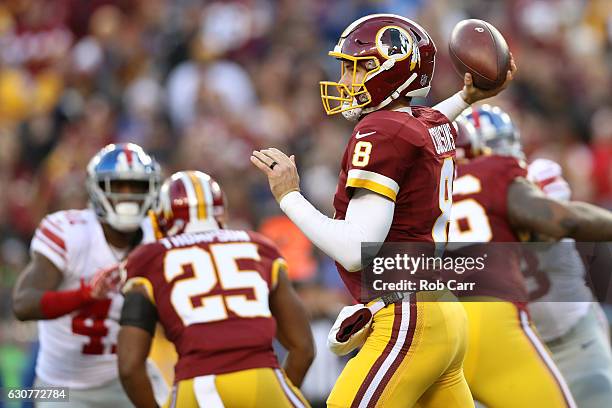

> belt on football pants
[368,291,412,314]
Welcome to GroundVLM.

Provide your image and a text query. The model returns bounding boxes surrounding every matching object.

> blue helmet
[460,105,523,159]
[86,143,161,232]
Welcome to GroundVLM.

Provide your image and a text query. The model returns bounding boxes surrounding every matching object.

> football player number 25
[164,243,270,326]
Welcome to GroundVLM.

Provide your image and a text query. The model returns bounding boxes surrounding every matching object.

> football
[449,19,511,90]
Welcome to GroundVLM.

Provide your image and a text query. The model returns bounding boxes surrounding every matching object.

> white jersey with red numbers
[526,159,592,341]
[30,208,153,389]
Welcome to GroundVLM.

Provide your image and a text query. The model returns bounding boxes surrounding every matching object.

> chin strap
[360,72,419,116]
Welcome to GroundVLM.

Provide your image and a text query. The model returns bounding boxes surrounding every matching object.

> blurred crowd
[0,0,610,402]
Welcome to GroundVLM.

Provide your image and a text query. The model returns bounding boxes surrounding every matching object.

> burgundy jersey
[333,107,456,301]
[123,229,284,381]
[450,155,529,301]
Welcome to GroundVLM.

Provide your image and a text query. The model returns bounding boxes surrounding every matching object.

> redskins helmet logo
[375,25,421,70]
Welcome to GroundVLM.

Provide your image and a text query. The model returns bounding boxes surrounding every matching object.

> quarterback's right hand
[460,53,517,104]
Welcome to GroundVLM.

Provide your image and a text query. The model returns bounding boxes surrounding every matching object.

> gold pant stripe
[518,310,576,408]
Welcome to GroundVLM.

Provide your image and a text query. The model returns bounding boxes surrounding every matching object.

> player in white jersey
[12,143,166,407]
[527,158,612,408]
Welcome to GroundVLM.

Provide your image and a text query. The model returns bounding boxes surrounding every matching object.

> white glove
[528,158,571,201]
[327,304,373,356]
[90,263,121,299]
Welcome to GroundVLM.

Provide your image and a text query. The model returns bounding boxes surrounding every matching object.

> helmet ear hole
[365,59,377,70]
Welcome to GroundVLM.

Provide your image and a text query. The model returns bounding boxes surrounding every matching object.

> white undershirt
[280,189,394,272]
[433,92,469,122]
[279,93,467,272]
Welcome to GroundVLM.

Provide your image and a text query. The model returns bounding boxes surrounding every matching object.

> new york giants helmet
[453,116,483,160]
[86,143,161,232]
[459,105,524,159]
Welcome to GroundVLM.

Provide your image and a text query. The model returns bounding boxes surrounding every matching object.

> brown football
[449,19,511,90]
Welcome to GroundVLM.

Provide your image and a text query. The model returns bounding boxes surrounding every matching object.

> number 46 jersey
[122,229,285,382]
[450,154,529,301]
[333,107,456,301]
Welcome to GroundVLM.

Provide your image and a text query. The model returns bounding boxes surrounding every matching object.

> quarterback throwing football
[252,14,515,408]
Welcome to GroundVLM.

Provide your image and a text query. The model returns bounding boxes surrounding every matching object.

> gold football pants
[462,299,576,407]
[163,367,310,408]
[328,291,473,408]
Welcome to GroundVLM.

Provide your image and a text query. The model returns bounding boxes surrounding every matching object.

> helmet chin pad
[115,202,140,217]
[106,213,142,232]
[341,99,364,121]
[107,202,143,231]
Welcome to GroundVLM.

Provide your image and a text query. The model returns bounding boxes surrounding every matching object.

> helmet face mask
[320,54,379,118]
[320,14,436,120]
[86,143,161,233]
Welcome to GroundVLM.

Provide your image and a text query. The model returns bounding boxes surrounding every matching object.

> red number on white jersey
[71,299,115,355]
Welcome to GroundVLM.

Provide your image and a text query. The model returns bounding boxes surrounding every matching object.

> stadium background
[0,0,610,406]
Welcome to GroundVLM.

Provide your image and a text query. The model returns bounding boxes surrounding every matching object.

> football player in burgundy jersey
[12,143,169,407]
[252,14,516,408]
[451,105,612,407]
[117,171,313,408]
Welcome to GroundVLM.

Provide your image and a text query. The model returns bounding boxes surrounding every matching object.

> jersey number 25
[164,243,271,326]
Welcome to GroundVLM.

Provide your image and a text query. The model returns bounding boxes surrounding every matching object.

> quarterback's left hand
[460,53,517,105]
[251,148,300,203]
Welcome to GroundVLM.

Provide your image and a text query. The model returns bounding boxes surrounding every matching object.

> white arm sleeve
[433,92,469,122]
[279,189,394,272]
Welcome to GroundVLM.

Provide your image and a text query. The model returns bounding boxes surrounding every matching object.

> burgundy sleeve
[344,117,415,202]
